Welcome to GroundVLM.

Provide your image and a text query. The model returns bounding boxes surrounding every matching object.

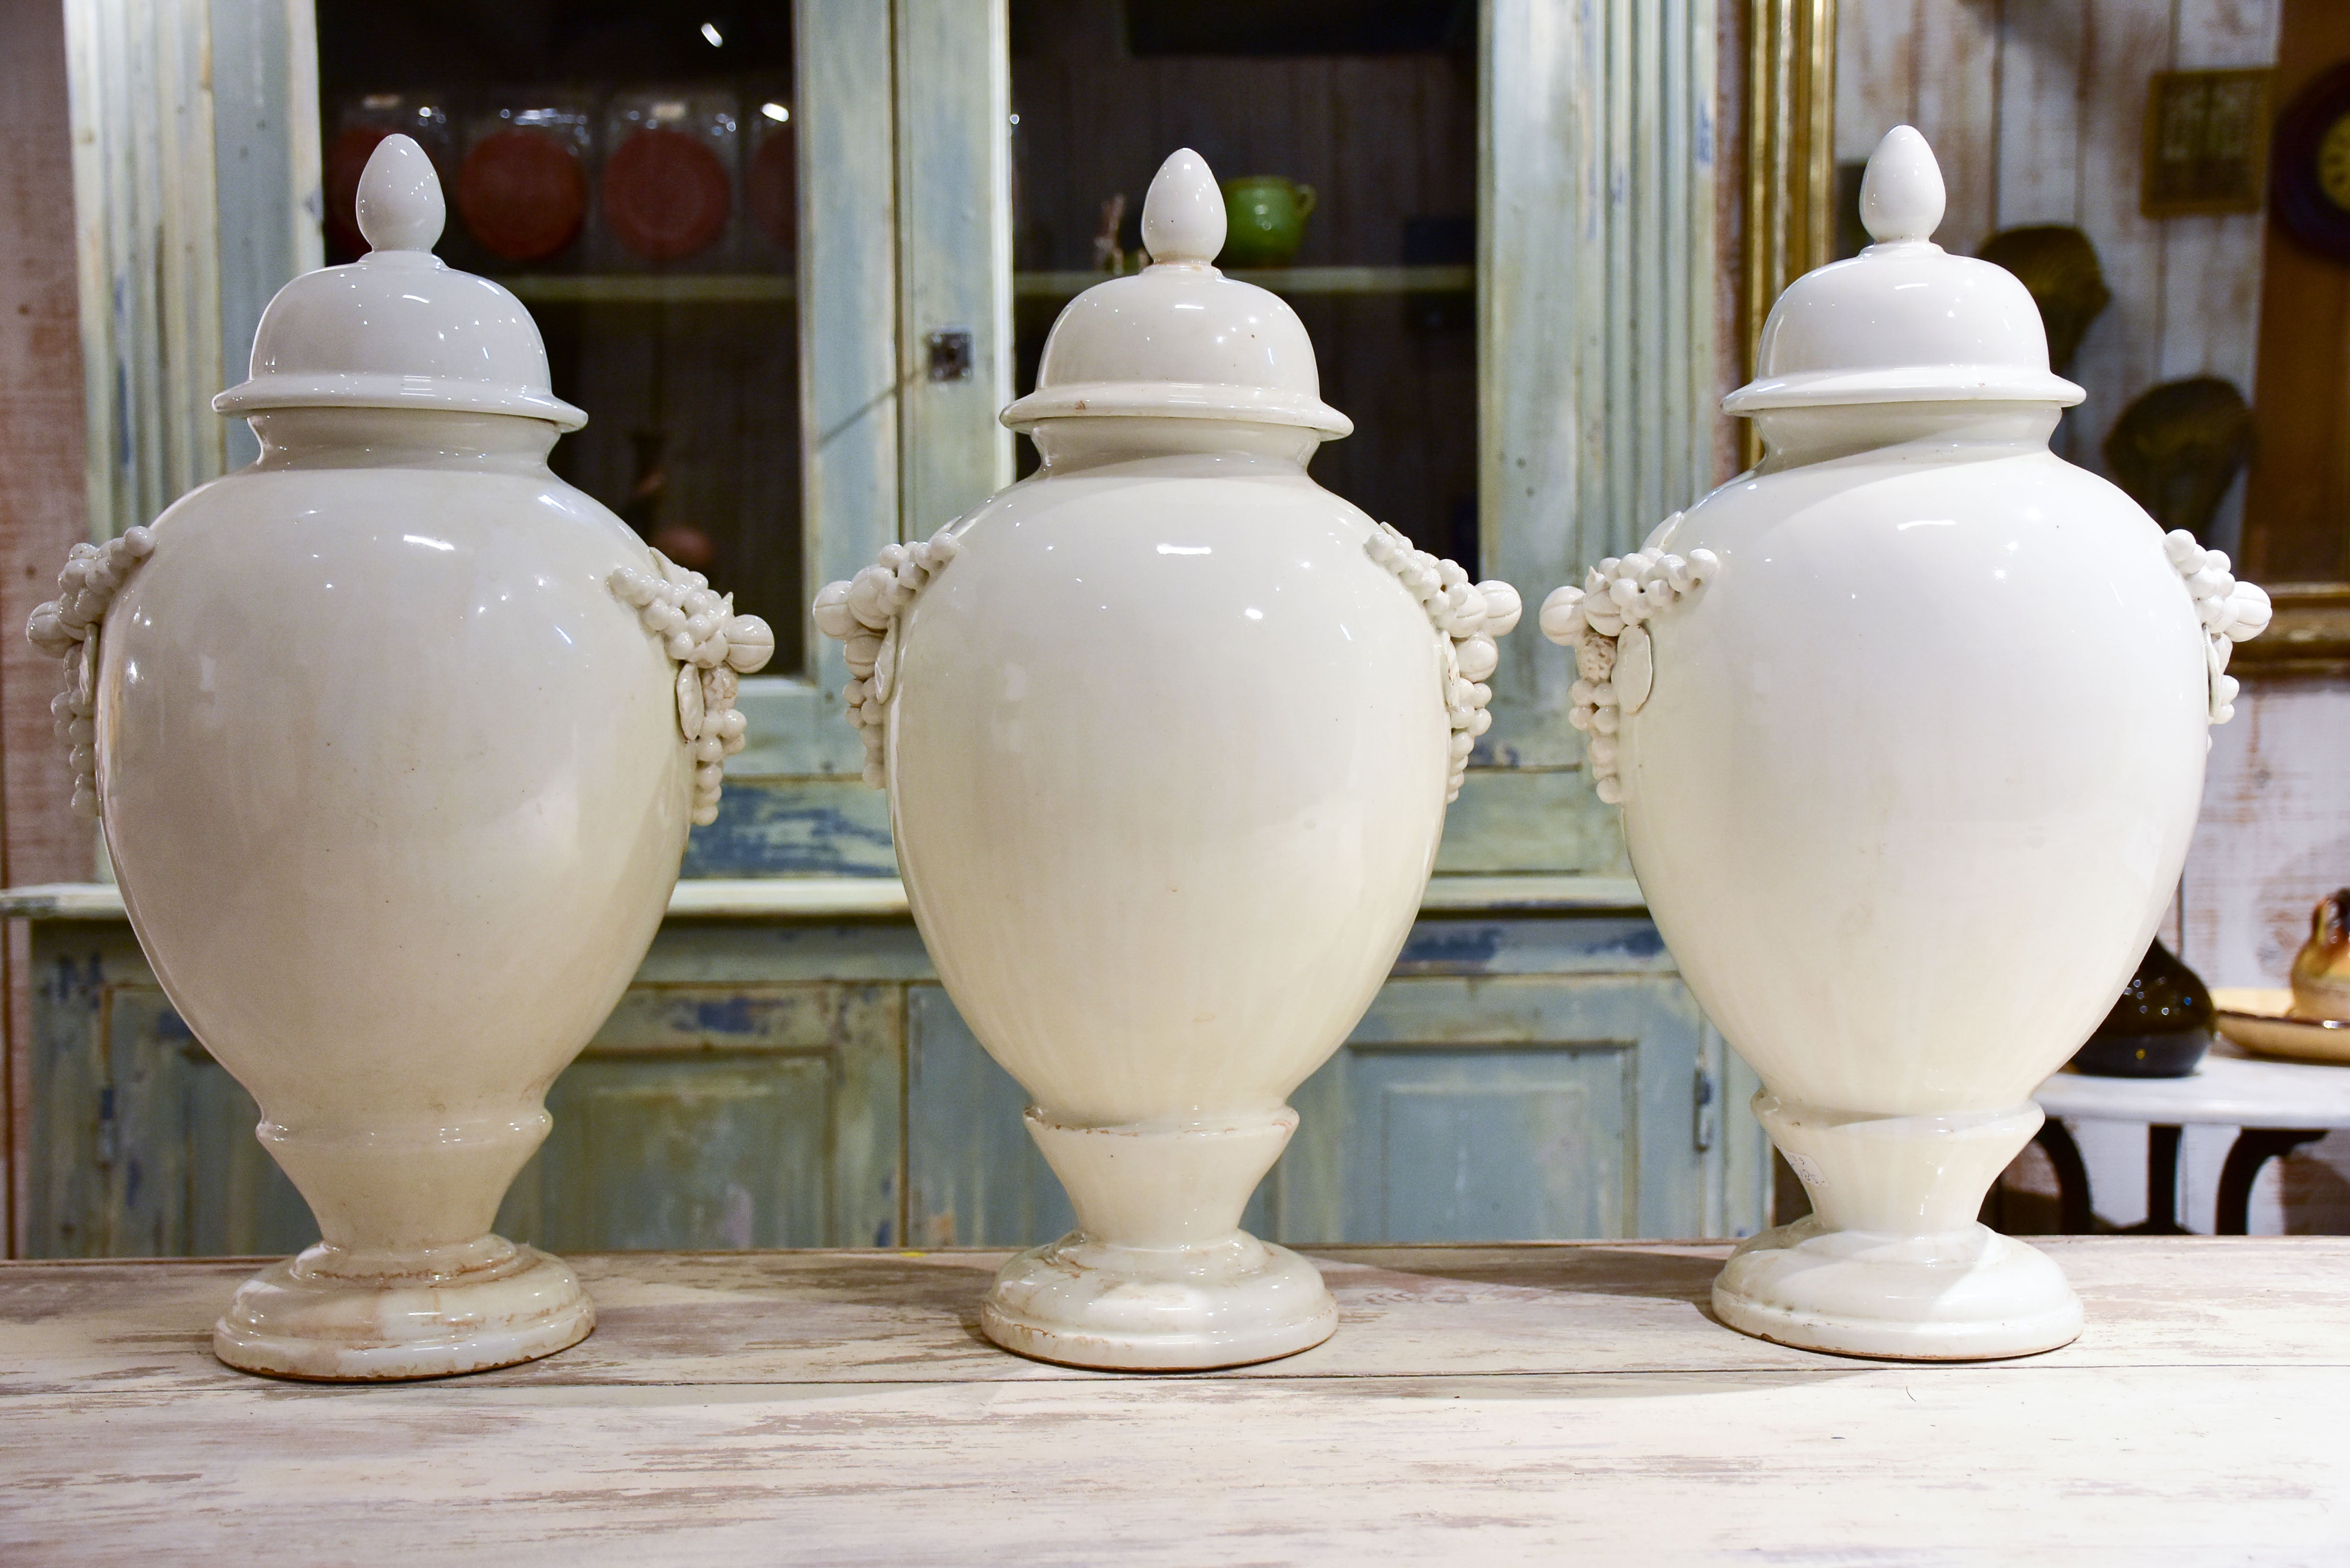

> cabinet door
[509,982,901,1251]
[1274,976,1700,1241]
[904,918,1734,1247]
[67,1,934,875]
[32,925,905,1256]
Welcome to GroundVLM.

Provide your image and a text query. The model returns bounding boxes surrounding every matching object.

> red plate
[325,125,395,260]
[748,129,796,252]
[456,129,588,263]
[604,127,732,262]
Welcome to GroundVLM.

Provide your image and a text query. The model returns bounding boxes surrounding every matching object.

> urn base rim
[1710,1216,2083,1362]
[980,1230,1337,1371]
[212,1239,594,1381]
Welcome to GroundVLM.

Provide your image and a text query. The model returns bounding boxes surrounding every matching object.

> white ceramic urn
[815,149,1519,1370]
[1539,128,2272,1359]
[24,137,773,1379]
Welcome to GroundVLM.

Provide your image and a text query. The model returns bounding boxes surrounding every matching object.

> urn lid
[1000,148,1352,439]
[214,135,587,431]
[1724,126,2084,414]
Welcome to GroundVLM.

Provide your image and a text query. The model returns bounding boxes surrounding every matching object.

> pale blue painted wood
[531,1053,845,1250]
[638,918,938,986]
[1394,913,1673,976]
[1717,1019,1774,1238]
[906,984,1274,1248]
[679,777,900,879]
[25,930,110,1256]
[906,985,1074,1248]
[1332,1046,1634,1240]
[27,924,908,1258]
[893,0,1015,533]
[22,910,1751,1258]
[208,0,321,475]
[177,1048,316,1258]
[908,967,1703,1248]
[531,981,905,1250]
[1277,974,1705,1241]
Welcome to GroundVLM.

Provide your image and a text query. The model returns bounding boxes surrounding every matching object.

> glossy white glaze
[99,405,681,1378]
[817,149,1513,1370]
[893,422,1451,1128]
[1545,128,2270,1360]
[29,137,769,1380]
[610,554,773,823]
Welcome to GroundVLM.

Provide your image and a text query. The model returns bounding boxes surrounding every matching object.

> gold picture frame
[1742,0,1837,469]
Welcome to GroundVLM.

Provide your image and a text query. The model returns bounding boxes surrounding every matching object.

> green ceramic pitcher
[1218,175,1316,268]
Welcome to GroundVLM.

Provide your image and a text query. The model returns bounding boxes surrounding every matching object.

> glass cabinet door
[309,1,943,855]
[315,2,809,672]
[1009,0,1481,574]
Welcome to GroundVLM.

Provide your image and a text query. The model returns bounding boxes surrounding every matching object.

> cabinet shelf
[495,274,797,305]
[489,265,1475,307]
[1015,264,1472,298]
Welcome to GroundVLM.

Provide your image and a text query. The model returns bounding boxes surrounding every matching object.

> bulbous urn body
[1542,129,2271,1359]
[818,151,1518,1369]
[27,139,771,1379]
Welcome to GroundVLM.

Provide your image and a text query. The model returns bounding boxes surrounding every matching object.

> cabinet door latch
[1693,1068,1719,1153]
[925,329,974,383]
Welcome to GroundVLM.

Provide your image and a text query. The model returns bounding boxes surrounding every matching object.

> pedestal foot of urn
[212,1234,594,1380]
[1711,1215,2082,1361]
[982,1230,1337,1370]
[980,1107,1335,1370]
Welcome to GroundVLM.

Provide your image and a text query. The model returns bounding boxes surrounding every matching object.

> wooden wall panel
[1911,0,2001,257]
[1995,4,2087,225]
[1835,0,2279,508]
[2067,0,2179,470]
[2163,0,2280,397]
[0,2,91,1260]
[2184,677,2350,989]
[1839,1,2350,1238]
[1834,0,1916,162]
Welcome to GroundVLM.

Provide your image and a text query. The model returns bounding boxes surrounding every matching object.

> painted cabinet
[19,899,1768,1259]
[34,1,1754,1258]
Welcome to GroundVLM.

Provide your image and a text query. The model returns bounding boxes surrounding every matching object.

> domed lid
[214,135,586,430]
[1724,126,2083,414]
[1000,148,1351,439]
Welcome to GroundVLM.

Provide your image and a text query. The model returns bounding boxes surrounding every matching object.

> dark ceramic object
[2071,939,2215,1077]
[2103,377,2253,544]
[1977,225,2110,376]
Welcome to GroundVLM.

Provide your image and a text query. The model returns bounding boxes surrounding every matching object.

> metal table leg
[2214,1129,2328,1235]
[2118,1124,2190,1236]
[2033,1120,2095,1234]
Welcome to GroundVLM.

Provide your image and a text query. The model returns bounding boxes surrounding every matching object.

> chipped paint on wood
[20,908,1765,1260]
[0,1241,2344,1560]
[1835,0,2282,538]
[679,778,899,878]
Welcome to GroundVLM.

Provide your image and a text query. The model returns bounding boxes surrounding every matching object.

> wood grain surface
[2,1239,2344,1563]
[1836,0,2281,508]
[0,0,90,1266]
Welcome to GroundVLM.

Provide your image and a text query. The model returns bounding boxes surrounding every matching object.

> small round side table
[2032,1043,2350,1233]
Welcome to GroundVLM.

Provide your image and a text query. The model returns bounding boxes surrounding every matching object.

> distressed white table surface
[3,1240,2345,1564]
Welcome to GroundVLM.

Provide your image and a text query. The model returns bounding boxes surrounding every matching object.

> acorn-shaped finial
[1141,147,1227,268]
[1859,125,1945,247]
[356,133,446,255]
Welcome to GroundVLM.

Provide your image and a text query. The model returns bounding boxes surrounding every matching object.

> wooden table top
[3,1239,2345,1563]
